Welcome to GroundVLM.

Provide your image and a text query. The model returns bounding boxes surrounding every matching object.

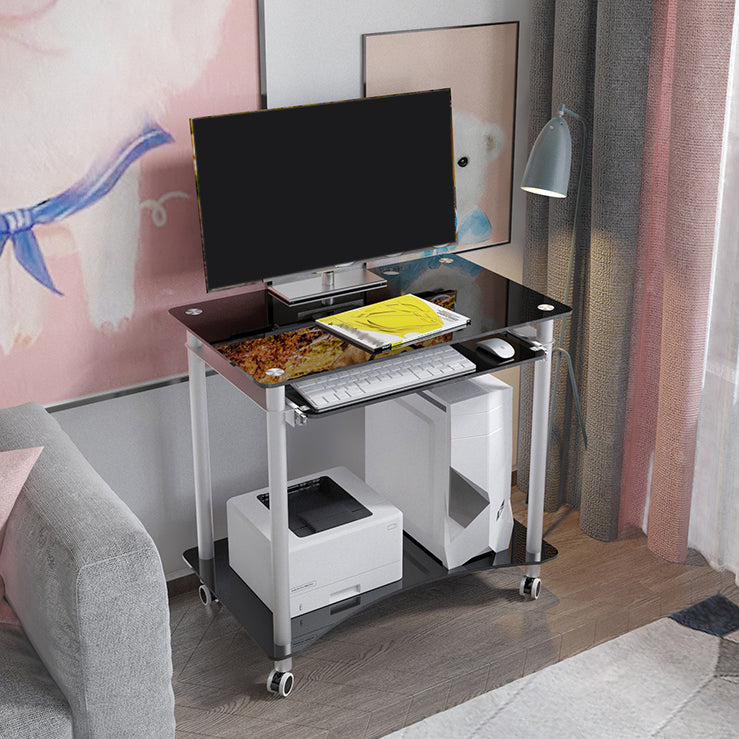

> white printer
[227,466,402,617]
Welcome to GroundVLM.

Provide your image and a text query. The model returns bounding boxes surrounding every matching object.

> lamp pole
[547,105,588,457]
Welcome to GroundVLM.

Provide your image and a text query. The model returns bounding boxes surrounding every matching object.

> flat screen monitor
[190,89,457,301]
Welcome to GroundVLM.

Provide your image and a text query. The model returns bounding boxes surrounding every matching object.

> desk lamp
[521,104,588,452]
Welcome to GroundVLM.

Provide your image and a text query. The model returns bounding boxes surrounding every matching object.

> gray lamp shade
[521,116,572,198]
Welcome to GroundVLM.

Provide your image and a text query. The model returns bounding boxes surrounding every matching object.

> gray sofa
[0,402,175,738]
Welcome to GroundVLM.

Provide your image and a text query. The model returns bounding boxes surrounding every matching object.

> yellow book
[317,294,470,352]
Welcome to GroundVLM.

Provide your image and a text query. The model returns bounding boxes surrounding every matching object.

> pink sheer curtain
[619,0,735,561]
[689,6,739,584]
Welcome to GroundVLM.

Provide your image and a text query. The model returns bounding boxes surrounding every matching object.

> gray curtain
[518,1,654,540]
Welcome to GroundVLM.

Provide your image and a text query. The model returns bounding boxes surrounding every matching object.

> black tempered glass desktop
[171,253,570,404]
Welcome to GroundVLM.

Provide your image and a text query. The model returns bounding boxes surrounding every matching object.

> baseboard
[167,573,199,599]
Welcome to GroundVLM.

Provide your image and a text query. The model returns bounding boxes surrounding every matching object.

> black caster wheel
[198,584,218,606]
[267,669,294,697]
[519,576,542,600]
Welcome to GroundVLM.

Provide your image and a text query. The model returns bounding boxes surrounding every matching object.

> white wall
[260,0,531,108]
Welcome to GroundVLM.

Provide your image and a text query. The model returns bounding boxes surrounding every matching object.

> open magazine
[316,294,470,352]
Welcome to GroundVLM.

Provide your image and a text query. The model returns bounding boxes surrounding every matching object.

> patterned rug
[385,594,739,738]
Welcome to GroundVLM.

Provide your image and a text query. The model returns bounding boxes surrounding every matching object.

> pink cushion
[0,446,43,626]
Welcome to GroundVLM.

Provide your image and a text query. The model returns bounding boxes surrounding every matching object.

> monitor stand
[268,266,386,306]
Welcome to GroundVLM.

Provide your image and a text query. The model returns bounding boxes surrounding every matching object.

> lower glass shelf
[182,518,557,661]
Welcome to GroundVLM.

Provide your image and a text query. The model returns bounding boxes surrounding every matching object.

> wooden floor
[170,488,739,738]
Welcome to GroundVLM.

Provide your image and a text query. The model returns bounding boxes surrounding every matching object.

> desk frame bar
[525,318,554,579]
[187,333,293,674]
[187,334,215,561]
[265,386,293,673]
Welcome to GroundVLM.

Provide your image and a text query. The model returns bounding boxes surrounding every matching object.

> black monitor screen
[190,89,457,292]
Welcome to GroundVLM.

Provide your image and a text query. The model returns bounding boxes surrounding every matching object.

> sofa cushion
[0,446,43,626]
[0,446,43,545]
[0,625,72,738]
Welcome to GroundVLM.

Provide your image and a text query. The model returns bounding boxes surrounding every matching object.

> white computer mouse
[476,336,515,360]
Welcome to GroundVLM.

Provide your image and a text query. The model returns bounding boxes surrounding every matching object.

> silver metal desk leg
[522,318,554,599]
[265,385,294,696]
[187,333,215,562]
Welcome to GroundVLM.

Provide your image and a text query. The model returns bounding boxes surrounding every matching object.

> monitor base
[268,266,386,306]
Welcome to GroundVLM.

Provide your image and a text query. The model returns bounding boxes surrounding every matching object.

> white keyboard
[291,343,476,411]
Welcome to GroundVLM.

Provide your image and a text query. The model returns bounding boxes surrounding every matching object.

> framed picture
[364,23,519,252]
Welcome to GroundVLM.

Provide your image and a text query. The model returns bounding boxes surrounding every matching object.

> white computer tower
[227,466,402,617]
[365,374,513,569]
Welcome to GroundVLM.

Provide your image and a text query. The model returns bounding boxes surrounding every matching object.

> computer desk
[170,253,571,697]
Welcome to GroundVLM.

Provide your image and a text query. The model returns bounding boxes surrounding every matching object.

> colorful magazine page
[316,294,470,352]
[218,326,356,384]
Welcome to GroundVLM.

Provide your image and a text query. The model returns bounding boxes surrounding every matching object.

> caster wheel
[198,584,218,606]
[519,576,541,600]
[267,669,294,697]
